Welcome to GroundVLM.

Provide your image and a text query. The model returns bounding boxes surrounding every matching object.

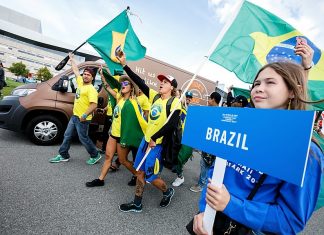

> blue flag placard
[182,107,315,186]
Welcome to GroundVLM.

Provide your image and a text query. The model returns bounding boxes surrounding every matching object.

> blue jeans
[59,115,98,159]
[198,157,210,187]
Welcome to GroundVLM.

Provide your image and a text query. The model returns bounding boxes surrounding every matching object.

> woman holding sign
[193,60,324,234]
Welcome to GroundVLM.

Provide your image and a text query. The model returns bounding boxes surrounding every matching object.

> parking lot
[0,128,323,234]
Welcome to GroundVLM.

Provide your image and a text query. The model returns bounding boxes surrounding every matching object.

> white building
[0,5,99,78]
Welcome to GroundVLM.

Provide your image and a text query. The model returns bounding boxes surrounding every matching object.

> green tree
[36,67,52,81]
[8,62,29,77]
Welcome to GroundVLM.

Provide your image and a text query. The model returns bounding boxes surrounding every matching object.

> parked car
[0,62,107,145]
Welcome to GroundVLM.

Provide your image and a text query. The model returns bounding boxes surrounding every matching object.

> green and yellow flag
[210,1,324,110]
[87,9,146,74]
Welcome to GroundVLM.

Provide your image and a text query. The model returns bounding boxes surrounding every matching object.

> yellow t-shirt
[106,88,118,116]
[145,89,181,144]
[73,76,98,121]
[137,94,151,111]
[111,93,126,137]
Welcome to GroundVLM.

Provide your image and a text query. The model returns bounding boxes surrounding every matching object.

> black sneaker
[160,188,175,208]
[119,202,142,213]
[127,176,137,186]
[85,179,104,187]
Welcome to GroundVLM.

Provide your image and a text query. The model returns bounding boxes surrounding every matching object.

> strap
[247,174,267,200]
[152,94,160,104]
[166,96,176,117]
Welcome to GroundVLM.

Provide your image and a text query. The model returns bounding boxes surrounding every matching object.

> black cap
[232,95,248,107]
[209,92,221,104]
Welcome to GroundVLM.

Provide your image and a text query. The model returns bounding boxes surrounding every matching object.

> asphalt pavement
[0,128,323,234]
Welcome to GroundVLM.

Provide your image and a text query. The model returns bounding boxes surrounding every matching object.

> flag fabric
[209,1,324,110]
[87,10,146,74]
[120,99,147,148]
[232,87,250,100]
[102,68,121,109]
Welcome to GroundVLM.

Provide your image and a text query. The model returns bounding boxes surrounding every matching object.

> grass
[0,78,23,98]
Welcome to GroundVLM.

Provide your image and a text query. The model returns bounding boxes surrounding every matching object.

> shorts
[110,134,120,143]
[134,138,163,183]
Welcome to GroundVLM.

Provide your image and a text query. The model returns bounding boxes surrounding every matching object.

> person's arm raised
[295,42,314,82]
[69,53,80,77]
[116,51,150,97]
[99,66,117,99]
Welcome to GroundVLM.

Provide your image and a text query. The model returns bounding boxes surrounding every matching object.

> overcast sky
[0,0,323,89]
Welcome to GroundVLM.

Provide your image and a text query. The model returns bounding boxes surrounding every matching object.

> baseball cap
[209,92,221,104]
[185,91,193,98]
[157,74,178,88]
[232,95,248,107]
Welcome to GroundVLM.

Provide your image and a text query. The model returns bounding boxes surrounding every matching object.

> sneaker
[160,188,175,208]
[86,179,104,187]
[49,154,69,163]
[190,184,203,192]
[172,176,184,187]
[119,202,142,213]
[128,176,137,186]
[86,152,102,165]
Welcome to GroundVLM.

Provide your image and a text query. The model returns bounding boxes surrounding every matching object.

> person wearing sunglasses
[116,51,181,213]
[86,66,147,188]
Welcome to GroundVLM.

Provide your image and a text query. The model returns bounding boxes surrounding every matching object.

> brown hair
[250,62,324,110]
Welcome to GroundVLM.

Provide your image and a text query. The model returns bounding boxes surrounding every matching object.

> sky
[0,0,323,90]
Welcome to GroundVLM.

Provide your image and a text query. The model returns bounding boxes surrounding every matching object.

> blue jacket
[199,142,324,234]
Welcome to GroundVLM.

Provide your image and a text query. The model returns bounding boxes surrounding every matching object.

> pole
[55,42,87,71]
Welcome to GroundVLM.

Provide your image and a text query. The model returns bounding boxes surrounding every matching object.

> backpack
[152,94,182,169]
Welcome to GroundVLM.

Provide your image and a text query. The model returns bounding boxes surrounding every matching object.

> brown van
[0,57,217,145]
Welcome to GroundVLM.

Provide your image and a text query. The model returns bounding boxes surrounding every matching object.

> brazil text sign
[182,107,315,186]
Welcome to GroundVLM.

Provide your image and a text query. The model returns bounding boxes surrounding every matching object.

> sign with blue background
[182,107,315,186]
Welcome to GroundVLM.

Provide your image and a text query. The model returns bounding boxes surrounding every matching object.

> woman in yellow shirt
[86,66,147,187]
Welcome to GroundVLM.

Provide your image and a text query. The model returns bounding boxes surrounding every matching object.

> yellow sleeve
[88,87,98,104]
[76,75,83,88]
[171,97,181,111]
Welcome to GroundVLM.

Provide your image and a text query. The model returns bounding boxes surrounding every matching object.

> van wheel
[27,115,64,145]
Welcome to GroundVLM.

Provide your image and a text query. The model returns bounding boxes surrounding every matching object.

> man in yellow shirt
[50,53,101,165]
[136,89,150,119]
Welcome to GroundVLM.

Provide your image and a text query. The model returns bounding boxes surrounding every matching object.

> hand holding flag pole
[55,42,86,71]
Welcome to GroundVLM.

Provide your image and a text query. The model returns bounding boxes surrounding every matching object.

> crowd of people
[48,39,323,234]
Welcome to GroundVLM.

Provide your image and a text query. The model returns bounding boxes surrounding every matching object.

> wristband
[81,113,88,119]
[304,62,314,70]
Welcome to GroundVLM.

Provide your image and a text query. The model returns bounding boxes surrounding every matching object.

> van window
[66,68,102,93]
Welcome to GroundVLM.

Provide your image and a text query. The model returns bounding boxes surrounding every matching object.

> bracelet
[304,62,314,71]
[81,113,88,119]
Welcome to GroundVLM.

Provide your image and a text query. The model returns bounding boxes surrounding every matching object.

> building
[0,5,99,78]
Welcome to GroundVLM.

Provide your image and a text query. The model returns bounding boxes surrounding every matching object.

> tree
[36,67,52,81]
[8,62,29,77]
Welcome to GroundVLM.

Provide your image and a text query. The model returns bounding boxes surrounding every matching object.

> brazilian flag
[87,9,146,74]
[102,68,121,110]
[232,87,250,100]
[210,1,324,110]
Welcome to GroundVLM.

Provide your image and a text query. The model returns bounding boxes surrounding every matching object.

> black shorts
[110,134,120,143]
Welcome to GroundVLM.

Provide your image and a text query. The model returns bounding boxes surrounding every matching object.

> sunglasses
[120,81,130,87]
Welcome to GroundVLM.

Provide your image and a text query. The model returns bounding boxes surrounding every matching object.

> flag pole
[136,0,245,176]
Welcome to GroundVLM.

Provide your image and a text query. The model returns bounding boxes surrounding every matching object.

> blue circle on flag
[266,37,321,65]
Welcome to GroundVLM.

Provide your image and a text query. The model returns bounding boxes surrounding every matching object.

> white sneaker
[172,176,184,187]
